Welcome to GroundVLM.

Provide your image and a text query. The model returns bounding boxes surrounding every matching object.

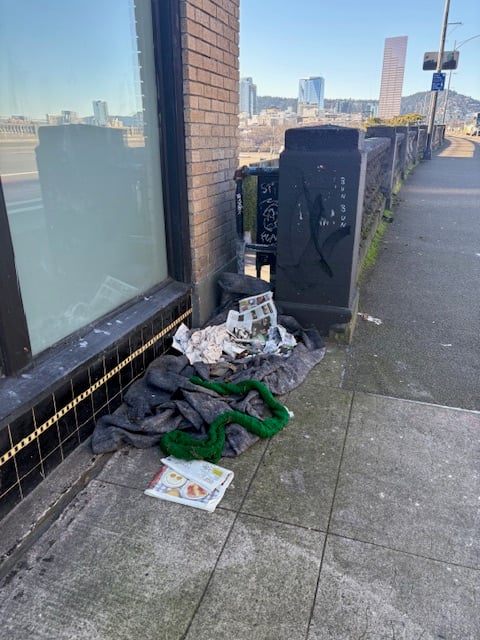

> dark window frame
[0,178,32,374]
[151,0,192,284]
[0,0,190,376]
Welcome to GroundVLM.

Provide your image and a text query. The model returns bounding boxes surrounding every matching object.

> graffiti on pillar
[256,174,278,268]
[301,176,351,278]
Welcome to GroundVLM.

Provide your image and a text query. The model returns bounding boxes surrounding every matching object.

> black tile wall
[0,295,191,522]
[38,426,61,464]
[0,426,21,520]
[78,419,95,444]
[58,412,79,449]
[35,395,60,465]
[72,367,92,398]
[0,483,21,522]
[41,446,63,477]
[19,462,45,500]
[60,432,80,459]
[118,340,133,398]
[141,323,155,366]
[90,359,109,416]
[129,331,145,381]
[54,380,74,411]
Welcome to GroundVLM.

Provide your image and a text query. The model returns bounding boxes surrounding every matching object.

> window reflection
[0,1,167,355]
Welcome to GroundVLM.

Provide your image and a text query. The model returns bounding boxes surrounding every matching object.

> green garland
[159,376,290,463]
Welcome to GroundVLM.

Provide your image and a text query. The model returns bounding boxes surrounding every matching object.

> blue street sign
[431,72,446,91]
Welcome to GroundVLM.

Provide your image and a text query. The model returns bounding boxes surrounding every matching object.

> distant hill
[256,96,297,112]
[256,91,480,121]
[400,91,480,120]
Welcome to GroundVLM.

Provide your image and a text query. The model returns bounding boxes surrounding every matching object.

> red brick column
[180,0,240,324]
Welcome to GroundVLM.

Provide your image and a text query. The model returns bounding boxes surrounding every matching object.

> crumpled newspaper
[358,312,382,325]
[173,292,298,365]
[173,324,229,364]
[172,321,297,365]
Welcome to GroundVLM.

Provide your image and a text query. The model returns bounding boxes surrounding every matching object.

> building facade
[298,76,325,111]
[92,100,109,126]
[239,77,257,117]
[0,0,239,520]
[378,36,408,119]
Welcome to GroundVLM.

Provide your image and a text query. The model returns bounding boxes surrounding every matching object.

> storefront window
[0,0,168,355]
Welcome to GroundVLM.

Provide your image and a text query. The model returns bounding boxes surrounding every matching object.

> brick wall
[180,0,240,325]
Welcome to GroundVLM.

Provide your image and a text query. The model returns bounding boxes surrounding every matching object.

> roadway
[0,138,44,235]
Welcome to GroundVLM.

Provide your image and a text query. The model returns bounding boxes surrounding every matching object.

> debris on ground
[144,456,234,512]
[91,273,326,460]
[173,290,297,364]
[358,312,383,325]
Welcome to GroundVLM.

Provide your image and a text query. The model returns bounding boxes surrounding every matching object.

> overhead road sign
[423,51,459,70]
[431,72,446,91]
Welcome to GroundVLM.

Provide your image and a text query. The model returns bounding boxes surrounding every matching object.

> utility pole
[424,0,450,159]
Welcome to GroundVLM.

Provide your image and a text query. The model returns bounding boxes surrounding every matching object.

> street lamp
[441,34,480,124]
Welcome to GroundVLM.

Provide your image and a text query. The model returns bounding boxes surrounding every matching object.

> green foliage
[363,113,425,130]
[363,116,383,129]
[387,113,425,126]
[392,181,403,195]
[360,219,388,276]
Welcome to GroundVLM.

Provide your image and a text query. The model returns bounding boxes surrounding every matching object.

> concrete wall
[180,0,240,326]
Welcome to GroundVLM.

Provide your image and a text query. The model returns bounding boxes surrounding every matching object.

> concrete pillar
[275,126,367,333]
[365,126,400,204]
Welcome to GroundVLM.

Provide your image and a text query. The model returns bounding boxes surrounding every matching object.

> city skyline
[240,0,480,101]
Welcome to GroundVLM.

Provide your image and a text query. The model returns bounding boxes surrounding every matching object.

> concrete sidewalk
[1,137,479,639]
[343,134,480,410]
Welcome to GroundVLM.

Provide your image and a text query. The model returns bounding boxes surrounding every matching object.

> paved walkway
[343,134,480,410]
[1,136,479,639]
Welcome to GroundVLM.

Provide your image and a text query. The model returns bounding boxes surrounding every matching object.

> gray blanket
[91,275,326,457]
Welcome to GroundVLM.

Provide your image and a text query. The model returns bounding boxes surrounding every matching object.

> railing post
[365,126,398,208]
[234,166,248,274]
[275,126,367,334]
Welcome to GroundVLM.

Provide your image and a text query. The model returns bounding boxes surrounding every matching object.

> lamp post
[441,34,480,124]
[424,0,451,160]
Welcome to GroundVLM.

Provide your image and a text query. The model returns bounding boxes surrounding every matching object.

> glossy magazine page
[144,463,234,512]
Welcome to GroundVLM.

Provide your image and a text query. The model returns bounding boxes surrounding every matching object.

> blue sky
[240,0,480,100]
[1,0,479,119]
[0,0,141,119]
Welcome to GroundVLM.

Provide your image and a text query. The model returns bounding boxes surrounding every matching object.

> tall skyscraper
[93,100,109,126]
[378,36,408,119]
[239,77,257,117]
[298,76,325,111]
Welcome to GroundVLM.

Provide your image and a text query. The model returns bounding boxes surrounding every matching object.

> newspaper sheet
[144,458,234,512]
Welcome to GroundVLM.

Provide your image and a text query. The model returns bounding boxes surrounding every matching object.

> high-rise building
[378,36,408,119]
[92,100,109,126]
[298,76,325,111]
[239,77,257,117]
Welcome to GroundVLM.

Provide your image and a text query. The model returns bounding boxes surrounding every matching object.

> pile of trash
[91,274,326,459]
[172,290,297,364]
